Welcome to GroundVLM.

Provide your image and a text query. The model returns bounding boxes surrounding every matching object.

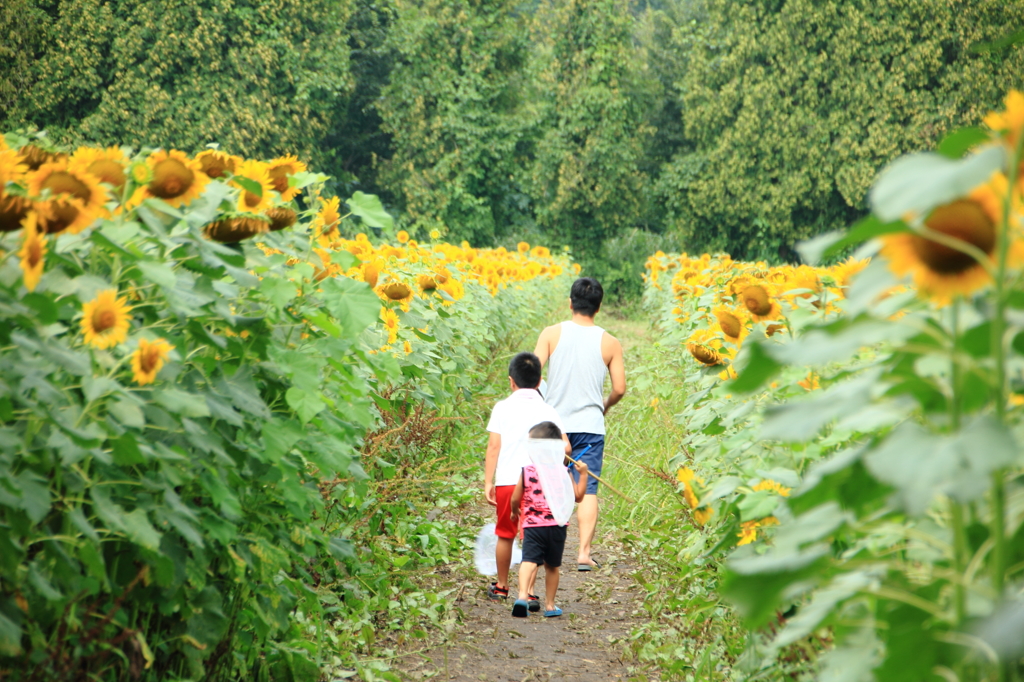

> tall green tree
[527,0,653,260]
[656,0,1024,260]
[375,0,533,244]
[2,0,353,171]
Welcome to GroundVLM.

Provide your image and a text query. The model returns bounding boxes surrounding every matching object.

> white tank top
[545,321,607,435]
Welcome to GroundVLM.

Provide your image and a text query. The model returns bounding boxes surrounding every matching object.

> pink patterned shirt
[520,465,567,528]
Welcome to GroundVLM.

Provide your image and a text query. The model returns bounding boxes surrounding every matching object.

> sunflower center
[140,347,160,373]
[269,166,291,193]
[243,188,262,209]
[42,202,81,234]
[150,159,194,199]
[0,195,31,232]
[88,160,126,189]
[41,171,91,202]
[741,286,772,316]
[689,343,721,365]
[911,199,996,274]
[718,312,742,338]
[27,239,43,267]
[92,307,118,333]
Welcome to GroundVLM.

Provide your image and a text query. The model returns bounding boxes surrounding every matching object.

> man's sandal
[577,560,601,572]
[527,594,541,612]
[544,607,563,618]
[487,582,509,600]
[512,599,529,618]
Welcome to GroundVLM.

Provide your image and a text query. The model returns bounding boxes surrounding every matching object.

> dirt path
[397,309,658,681]
[397,502,644,681]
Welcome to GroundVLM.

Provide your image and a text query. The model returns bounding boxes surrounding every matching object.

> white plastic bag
[527,438,575,527]
[473,523,522,575]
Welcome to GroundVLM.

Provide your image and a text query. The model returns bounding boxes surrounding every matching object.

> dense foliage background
[2,0,1023,291]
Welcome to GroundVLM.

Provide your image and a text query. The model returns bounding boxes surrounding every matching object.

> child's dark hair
[509,351,542,389]
[570,277,604,316]
[529,421,562,440]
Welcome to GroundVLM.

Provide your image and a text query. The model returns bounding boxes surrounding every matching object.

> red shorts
[494,485,519,539]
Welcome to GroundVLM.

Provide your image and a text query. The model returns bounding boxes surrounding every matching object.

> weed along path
[399,504,642,681]
[397,312,662,682]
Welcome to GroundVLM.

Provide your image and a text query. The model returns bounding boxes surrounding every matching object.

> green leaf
[722,546,831,627]
[0,608,23,656]
[821,215,909,261]
[869,146,1006,222]
[937,127,990,159]
[737,491,779,521]
[346,191,393,230]
[761,373,877,442]
[262,418,304,461]
[772,571,877,650]
[154,388,211,418]
[319,277,380,339]
[111,433,146,466]
[269,348,324,392]
[232,175,263,199]
[728,342,781,393]
[21,293,58,325]
[138,261,177,289]
[260,277,297,311]
[17,471,51,524]
[286,387,326,424]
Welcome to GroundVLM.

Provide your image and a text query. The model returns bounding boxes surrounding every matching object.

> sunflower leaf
[346,191,393,230]
[869,145,1006,222]
[231,176,263,199]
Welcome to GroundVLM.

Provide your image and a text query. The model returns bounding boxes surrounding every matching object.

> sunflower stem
[949,300,967,624]
[989,130,1023,609]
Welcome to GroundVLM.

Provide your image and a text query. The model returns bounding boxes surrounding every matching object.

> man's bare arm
[533,325,555,367]
[603,336,626,415]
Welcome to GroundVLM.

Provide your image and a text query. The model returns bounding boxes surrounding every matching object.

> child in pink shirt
[509,421,589,618]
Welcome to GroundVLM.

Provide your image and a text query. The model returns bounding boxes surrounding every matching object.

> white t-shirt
[487,389,565,487]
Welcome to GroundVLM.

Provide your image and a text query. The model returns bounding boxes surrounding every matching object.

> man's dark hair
[570,277,604,317]
[529,421,562,440]
[509,351,542,389]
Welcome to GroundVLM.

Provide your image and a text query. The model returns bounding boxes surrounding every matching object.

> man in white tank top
[533,277,626,570]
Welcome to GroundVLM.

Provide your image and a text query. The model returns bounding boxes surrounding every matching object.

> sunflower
[687,342,723,366]
[396,230,410,244]
[18,212,46,292]
[0,147,28,186]
[403,340,413,354]
[195,149,241,179]
[381,280,413,301]
[417,273,438,292]
[693,507,714,526]
[362,260,381,288]
[740,284,783,321]
[204,216,271,243]
[131,337,174,385]
[985,90,1024,154]
[736,517,779,547]
[798,372,820,391]
[18,144,63,171]
[80,289,132,349]
[266,155,307,201]
[27,159,108,234]
[517,241,530,254]
[0,193,32,233]
[830,257,869,289]
[765,323,786,338]
[265,206,297,232]
[429,229,441,240]
[143,150,209,208]
[314,196,342,238]
[70,146,127,192]
[380,307,400,345]
[438,277,464,306]
[712,305,748,346]
[752,479,791,497]
[230,159,274,214]
[880,178,1005,300]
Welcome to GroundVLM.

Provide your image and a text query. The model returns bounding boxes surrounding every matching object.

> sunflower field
[640,91,1024,680]
[0,132,571,681]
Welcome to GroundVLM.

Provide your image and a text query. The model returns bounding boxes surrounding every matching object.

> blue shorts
[568,433,604,495]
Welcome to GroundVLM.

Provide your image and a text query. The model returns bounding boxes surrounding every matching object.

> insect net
[527,438,575,527]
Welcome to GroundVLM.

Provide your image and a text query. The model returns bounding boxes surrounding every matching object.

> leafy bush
[0,135,570,680]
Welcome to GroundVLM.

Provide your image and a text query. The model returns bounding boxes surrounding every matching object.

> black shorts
[521,525,568,568]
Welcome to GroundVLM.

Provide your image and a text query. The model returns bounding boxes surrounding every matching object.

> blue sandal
[511,599,529,618]
[544,607,563,618]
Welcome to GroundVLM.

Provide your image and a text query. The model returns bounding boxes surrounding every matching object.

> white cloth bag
[527,438,575,527]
